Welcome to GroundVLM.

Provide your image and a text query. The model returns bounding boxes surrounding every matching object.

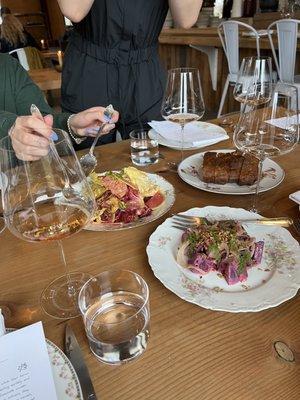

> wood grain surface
[28,67,62,91]
[1,120,300,400]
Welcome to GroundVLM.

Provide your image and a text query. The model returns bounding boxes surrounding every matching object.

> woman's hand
[10,115,53,161]
[69,106,119,137]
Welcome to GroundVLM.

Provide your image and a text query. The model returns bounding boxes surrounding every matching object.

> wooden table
[41,49,60,60]
[159,27,299,50]
[1,124,300,400]
[28,68,62,91]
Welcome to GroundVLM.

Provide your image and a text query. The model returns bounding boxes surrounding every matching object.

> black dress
[61,0,168,146]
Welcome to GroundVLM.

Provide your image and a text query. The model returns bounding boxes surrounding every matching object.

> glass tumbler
[78,270,150,365]
[130,128,159,166]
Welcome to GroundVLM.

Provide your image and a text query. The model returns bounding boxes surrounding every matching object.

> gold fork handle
[242,217,293,227]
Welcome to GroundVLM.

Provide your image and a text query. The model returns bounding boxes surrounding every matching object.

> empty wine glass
[233,56,273,106]
[161,68,205,165]
[234,82,299,212]
[0,130,95,319]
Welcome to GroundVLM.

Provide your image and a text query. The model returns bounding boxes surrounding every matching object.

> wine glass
[233,56,273,107]
[0,173,6,235]
[0,129,95,319]
[161,68,205,165]
[0,217,5,234]
[233,82,299,212]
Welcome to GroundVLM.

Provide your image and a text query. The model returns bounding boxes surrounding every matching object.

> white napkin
[266,114,300,129]
[149,121,229,146]
[289,191,300,205]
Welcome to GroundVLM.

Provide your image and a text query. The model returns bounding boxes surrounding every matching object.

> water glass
[78,270,150,365]
[130,128,159,166]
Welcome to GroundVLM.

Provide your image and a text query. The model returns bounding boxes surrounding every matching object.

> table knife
[65,324,98,400]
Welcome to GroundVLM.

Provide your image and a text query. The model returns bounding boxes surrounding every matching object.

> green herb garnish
[237,251,252,275]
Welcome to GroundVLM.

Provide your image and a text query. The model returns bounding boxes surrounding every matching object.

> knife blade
[64,324,98,400]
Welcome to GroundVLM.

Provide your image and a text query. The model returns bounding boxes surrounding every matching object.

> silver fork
[79,104,114,176]
[172,214,293,230]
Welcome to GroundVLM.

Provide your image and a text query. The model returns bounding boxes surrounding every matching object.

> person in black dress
[57,0,203,147]
[0,11,39,53]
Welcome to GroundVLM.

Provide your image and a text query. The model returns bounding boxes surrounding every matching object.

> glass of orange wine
[161,68,205,166]
[0,130,95,319]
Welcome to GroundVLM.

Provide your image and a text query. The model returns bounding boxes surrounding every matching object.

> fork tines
[172,224,189,231]
[172,214,201,230]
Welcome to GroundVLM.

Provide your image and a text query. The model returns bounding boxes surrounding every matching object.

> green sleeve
[0,59,70,137]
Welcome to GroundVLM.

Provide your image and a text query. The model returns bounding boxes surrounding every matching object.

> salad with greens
[177,219,264,285]
[89,167,165,224]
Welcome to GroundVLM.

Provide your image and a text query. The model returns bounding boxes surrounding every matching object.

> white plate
[6,329,83,400]
[146,206,300,313]
[148,122,229,150]
[85,172,175,231]
[178,149,285,195]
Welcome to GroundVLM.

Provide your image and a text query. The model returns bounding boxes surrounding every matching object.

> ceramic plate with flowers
[146,206,300,312]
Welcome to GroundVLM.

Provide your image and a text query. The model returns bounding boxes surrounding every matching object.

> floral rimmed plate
[148,122,229,150]
[6,329,83,399]
[146,206,300,313]
[178,150,285,195]
[85,173,175,231]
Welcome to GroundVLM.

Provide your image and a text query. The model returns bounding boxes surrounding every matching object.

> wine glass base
[40,272,92,319]
[0,217,5,234]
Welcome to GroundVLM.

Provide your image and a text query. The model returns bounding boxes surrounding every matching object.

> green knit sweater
[0,53,70,139]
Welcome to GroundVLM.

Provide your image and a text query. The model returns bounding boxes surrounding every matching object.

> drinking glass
[130,127,159,166]
[233,56,273,106]
[161,68,205,164]
[234,83,299,212]
[0,130,95,319]
[79,270,150,365]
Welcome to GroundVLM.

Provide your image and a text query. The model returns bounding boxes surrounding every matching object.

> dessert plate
[178,150,285,195]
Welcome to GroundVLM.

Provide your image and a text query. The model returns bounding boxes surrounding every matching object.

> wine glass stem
[57,240,75,296]
[180,124,184,162]
[251,157,264,213]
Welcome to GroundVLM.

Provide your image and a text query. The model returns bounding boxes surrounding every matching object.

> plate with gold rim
[146,206,300,313]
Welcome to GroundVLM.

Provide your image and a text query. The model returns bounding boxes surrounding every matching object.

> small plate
[146,206,300,313]
[85,173,175,231]
[148,122,229,150]
[178,149,285,195]
[6,329,83,399]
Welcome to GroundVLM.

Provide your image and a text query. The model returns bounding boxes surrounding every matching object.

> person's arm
[56,0,95,23]
[169,0,203,29]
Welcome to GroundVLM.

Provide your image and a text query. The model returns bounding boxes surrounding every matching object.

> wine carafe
[0,130,95,319]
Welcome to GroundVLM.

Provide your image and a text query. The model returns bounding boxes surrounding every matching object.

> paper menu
[0,322,58,400]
